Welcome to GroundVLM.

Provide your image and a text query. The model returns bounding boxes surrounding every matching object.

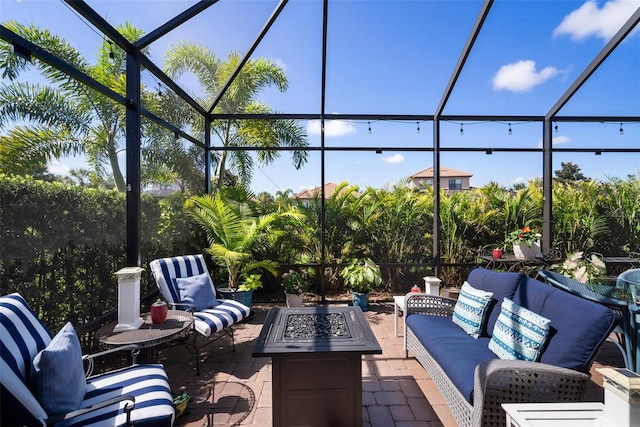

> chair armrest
[47,395,136,426]
[82,344,141,377]
[405,293,457,317]
[472,359,590,427]
[167,302,197,312]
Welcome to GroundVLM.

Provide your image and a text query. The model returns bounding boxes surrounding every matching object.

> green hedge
[0,174,203,331]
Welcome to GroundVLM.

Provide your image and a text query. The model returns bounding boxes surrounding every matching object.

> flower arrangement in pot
[505,226,542,259]
[340,257,383,312]
[281,269,309,307]
[555,251,606,284]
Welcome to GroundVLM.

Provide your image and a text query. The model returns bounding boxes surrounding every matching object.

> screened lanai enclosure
[1,0,639,312]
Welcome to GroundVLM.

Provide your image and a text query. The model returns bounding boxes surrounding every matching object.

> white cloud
[274,58,288,72]
[511,176,527,185]
[554,0,640,41]
[537,135,571,148]
[382,154,405,164]
[307,119,357,137]
[492,60,559,93]
[48,160,71,175]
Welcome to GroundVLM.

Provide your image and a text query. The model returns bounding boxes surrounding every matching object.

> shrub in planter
[340,257,383,311]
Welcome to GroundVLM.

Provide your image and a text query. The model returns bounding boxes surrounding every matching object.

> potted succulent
[185,193,301,308]
[340,257,383,312]
[281,269,309,307]
[506,226,542,259]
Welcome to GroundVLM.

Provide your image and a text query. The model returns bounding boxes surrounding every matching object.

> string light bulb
[460,123,464,136]
[107,41,114,60]
[554,122,558,133]
[416,121,420,134]
[619,123,624,135]
[368,122,371,134]
[508,123,512,135]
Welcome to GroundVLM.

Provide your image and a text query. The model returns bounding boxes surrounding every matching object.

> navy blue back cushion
[406,313,497,403]
[513,277,617,373]
[466,268,523,337]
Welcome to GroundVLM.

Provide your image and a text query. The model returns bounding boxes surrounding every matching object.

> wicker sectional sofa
[404,267,617,427]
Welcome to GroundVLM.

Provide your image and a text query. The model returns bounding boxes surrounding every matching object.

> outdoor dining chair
[0,292,175,427]
[617,268,640,373]
[538,269,631,371]
[149,254,251,352]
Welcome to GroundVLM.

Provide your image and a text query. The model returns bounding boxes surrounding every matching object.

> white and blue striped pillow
[489,297,551,362]
[452,281,494,338]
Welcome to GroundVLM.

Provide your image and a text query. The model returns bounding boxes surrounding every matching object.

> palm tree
[185,192,303,289]
[0,21,149,191]
[164,42,309,194]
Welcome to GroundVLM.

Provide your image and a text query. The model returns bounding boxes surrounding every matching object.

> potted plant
[340,257,383,312]
[554,251,606,283]
[185,193,300,308]
[281,269,309,307]
[506,226,542,259]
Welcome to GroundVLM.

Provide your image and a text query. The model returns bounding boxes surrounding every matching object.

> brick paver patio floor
[158,300,624,426]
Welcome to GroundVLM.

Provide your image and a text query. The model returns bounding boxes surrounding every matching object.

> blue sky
[2,0,639,194]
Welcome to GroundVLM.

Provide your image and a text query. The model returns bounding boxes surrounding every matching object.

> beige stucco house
[408,166,473,193]
[291,182,359,207]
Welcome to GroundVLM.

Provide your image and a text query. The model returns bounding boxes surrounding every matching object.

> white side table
[393,295,405,337]
[502,402,615,427]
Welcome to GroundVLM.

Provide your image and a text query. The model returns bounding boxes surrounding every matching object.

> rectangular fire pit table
[252,306,382,426]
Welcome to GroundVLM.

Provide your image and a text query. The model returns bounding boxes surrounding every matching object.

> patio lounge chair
[149,254,251,352]
[1,292,175,427]
[538,269,631,370]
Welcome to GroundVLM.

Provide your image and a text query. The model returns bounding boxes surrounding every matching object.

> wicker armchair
[404,293,592,427]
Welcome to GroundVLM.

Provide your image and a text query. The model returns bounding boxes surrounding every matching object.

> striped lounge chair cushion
[1,293,51,425]
[1,293,175,426]
[68,364,175,427]
[149,255,250,337]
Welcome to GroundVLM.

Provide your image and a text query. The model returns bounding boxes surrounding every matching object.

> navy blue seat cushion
[513,277,617,373]
[406,313,497,403]
[466,267,523,337]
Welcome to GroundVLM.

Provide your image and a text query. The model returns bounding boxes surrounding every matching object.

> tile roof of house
[292,182,357,199]
[409,166,473,179]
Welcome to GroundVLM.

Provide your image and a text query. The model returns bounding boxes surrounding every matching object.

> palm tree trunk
[213,121,232,195]
[108,146,126,192]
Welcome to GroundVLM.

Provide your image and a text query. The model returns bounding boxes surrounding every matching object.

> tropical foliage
[184,192,303,289]
[0,24,309,195]
[2,173,639,333]
[0,22,147,191]
[163,42,309,194]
